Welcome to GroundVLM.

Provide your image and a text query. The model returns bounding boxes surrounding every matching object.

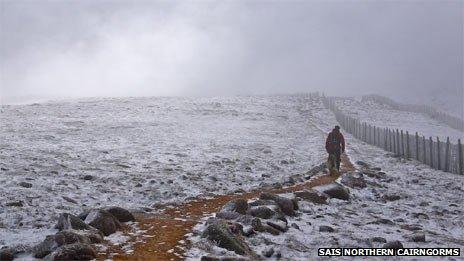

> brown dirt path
[98,154,355,261]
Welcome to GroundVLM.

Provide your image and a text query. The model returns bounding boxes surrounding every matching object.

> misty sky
[0,0,462,110]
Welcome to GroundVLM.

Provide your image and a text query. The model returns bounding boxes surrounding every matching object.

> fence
[322,96,463,175]
[362,94,464,131]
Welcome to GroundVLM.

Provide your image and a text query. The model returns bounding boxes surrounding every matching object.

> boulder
[6,201,23,207]
[55,213,93,231]
[19,182,32,188]
[103,206,135,222]
[371,237,387,243]
[294,190,327,204]
[220,199,249,215]
[319,225,335,233]
[0,247,14,261]
[246,206,275,219]
[340,173,366,189]
[84,209,121,236]
[201,220,252,256]
[266,220,288,232]
[262,247,275,258]
[314,183,350,200]
[216,211,242,220]
[382,194,401,202]
[43,243,96,261]
[259,193,296,216]
[410,233,426,242]
[382,241,403,249]
[33,230,91,258]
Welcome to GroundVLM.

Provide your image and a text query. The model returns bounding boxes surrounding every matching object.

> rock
[247,206,276,219]
[371,237,387,243]
[266,220,288,232]
[291,223,300,230]
[319,225,335,232]
[371,167,381,171]
[55,213,93,231]
[340,173,366,189]
[410,233,426,242]
[248,200,276,207]
[76,230,104,244]
[242,226,254,237]
[412,212,429,220]
[382,194,401,202]
[368,218,395,226]
[400,224,422,231]
[382,241,403,249]
[356,161,368,167]
[314,183,350,200]
[0,247,14,261]
[294,190,327,204]
[77,210,91,220]
[33,230,91,258]
[44,243,96,261]
[259,193,296,216]
[103,206,135,222]
[262,247,275,258]
[220,199,249,215]
[202,220,252,255]
[84,209,121,236]
[19,182,33,188]
[62,196,78,204]
[262,224,281,235]
[216,211,242,220]
[251,218,264,232]
[82,175,94,181]
[6,201,23,207]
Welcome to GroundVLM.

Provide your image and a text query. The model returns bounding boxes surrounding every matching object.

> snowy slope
[0,95,328,249]
[334,98,463,143]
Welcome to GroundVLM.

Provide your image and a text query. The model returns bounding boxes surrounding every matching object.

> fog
[0,0,462,113]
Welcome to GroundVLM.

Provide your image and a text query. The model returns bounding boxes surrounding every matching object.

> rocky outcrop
[314,183,350,200]
[84,209,121,236]
[201,220,253,256]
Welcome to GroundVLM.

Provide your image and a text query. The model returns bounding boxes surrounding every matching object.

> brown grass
[98,153,355,261]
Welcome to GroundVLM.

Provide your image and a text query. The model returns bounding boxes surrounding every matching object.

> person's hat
[335,125,340,130]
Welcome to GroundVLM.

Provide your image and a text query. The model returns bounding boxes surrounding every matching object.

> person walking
[325,125,345,171]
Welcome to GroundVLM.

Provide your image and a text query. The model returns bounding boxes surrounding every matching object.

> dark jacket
[325,129,345,154]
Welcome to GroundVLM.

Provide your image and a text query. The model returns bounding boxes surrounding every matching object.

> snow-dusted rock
[246,206,276,219]
[294,190,327,204]
[382,241,403,249]
[340,172,366,189]
[314,183,350,200]
[259,193,296,216]
[319,225,335,233]
[33,230,91,258]
[55,213,93,231]
[220,199,249,215]
[201,220,252,256]
[103,206,135,222]
[84,209,121,236]
[0,247,14,261]
[43,243,96,261]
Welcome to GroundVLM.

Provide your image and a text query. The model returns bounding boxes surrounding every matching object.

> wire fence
[322,96,463,175]
[362,94,464,131]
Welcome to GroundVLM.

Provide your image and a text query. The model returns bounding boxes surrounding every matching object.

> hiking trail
[98,154,355,260]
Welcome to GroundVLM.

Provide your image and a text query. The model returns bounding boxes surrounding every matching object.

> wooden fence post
[400,130,405,157]
[406,131,410,159]
[445,137,450,172]
[459,139,463,175]
[437,137,441,170]
[415,132,419,160]
[429,137,434,169]
[396,129,400,156]
[422,136,426,163]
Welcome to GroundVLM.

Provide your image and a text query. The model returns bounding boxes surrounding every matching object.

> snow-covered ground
[0,95,329,249]
[334,98,463,143]
[186,106,464,260]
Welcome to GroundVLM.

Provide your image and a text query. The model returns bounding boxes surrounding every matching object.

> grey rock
[382,194,401,202]
[82,175,94,181]
[19,182,33,188]
[247,206,276,219]
[0,247,14,261]
[202,220,252,255]
[266,220,288,232]
[291,223,300,230]
[259,193,296,216]
[55,213,93,231]
[43,243,96,261]
[319,225,335,232]
[314,183,350,200]
[84,209,121,236]
[103,206,135,222]
[340,173,366,189]
[262,247,275,258]
[216,211,242,220]
[382,241,403,249]
[371,237,387,243]
[33,230,90,258]
[6,201,23,207]
[410,233,426,242]
[248,200,276,207]
[294,190,327,204]
[220,199,249,215]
